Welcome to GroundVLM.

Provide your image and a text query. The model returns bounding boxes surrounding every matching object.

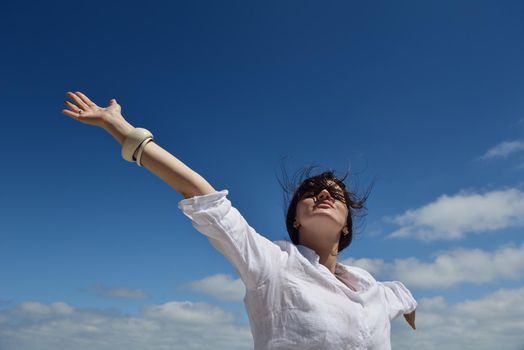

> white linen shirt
[178,189,417,350]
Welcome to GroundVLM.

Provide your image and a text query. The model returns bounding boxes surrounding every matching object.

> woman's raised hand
[62,91,124,128]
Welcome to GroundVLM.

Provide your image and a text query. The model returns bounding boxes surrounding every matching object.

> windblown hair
[275,161,376,254]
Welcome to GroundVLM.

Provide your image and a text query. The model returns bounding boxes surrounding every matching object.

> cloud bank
[391,286,524,350]
[2,286,524,350]
[0,300,252,350]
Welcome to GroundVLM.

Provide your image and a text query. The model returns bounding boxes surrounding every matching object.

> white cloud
[142,301,234,324]
[391,286,524,350]
[88,283,148,299]
[341,242,524,289]
[339,257,390,279]
[480,140,524,159]
[181,274,245,302]
[0,300,252,350]
[15,301,73,316]
[385,188,524,241]
[391,242,524,289]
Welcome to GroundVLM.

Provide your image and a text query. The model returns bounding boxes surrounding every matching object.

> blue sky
[1,1,523,349]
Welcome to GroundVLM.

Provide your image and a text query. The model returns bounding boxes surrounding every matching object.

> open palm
[62,91,122,128]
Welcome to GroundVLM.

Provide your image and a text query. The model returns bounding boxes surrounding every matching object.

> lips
[316,201,334,209]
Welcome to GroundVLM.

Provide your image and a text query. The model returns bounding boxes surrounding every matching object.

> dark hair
[275,160,376,254]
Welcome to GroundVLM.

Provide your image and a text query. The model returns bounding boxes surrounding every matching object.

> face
[294,180,349,245]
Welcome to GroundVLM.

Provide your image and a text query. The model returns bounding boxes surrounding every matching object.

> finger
[66,91,88,110]
[62,108,82,119]
[64,100,82,112]
[66,91,89,110]
[75,91,98,108]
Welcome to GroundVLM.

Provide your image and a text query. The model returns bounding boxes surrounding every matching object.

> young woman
[62,91,417,350]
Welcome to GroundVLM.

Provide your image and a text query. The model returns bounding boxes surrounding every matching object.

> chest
[259,262,384,320]
[249,271,388,349]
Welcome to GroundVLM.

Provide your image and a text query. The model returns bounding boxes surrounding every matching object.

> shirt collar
[296,244,320,263]
[297,244,347,275]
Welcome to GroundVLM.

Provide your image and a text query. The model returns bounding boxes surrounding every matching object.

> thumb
[109,98,117,105]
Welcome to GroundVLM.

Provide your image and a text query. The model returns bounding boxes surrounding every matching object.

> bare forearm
[104,118,216,199]
[139,141,216,198]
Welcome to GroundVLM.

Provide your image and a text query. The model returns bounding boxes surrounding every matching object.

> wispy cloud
[479,140,524,159]
[391,286,524,350]
[87,283,149,300]
[514,118,524,127]
[10,301,74,317]
[342,242,524,289]
[385,187,524,241]
[181,273,245,302]
[0,300,252,350]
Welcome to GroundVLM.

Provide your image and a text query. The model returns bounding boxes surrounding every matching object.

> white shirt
[178,189,417,350]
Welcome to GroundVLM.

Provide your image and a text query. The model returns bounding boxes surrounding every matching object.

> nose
[316,189,333,202]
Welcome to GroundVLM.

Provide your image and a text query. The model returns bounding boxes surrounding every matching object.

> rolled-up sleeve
[379,281,418,321]
[178,189,282,290]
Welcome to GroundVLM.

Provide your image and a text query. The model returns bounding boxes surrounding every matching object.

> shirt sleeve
[178,189,283,291]
[378,280,418,321]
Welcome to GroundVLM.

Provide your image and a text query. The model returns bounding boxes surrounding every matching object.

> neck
[300,239,339,274]
[317,247,338,274]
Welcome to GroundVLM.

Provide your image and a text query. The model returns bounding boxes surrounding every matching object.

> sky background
[1,0,524,349]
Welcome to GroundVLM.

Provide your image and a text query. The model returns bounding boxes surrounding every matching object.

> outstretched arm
[63,91,283,289]
[63,91,215,199]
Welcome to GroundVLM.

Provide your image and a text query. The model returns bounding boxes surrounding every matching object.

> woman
[62,91,417,350]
